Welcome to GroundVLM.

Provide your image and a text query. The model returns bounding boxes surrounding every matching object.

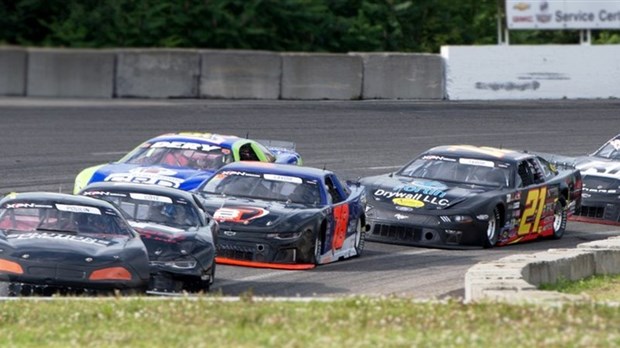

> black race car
[569,133,620,225]
[80,182,217,293]
[195,162,367,269]
[359,145,582,248]
[0,192,150,295]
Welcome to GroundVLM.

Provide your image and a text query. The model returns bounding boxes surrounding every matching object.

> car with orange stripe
[0,192,150,295]
[195,162,367,269]
[359,145,582,248]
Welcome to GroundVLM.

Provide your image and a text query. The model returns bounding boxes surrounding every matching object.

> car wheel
[312,229,323,265]
[354,219,365,257]
[483,207,500,248]
[551,201,567,239]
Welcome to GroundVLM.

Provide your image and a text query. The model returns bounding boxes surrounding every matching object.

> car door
[515,158,556,238]
[325,174,350,251]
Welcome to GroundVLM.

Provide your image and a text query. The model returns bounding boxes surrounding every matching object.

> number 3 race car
[196,162,367,269]
[80,182,217,293]
[359,145,582,248]
[0,192,150,295]
[73,132,303,194]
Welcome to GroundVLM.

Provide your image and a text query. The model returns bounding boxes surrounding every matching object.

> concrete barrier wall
[356,53,444,99]
[465,236,620,304]
[281,53,363,100]
[27,49,115,98]
[116,49,200,98]
[441,45,620,100]
[200,50,281,99]
[0,47,26,96]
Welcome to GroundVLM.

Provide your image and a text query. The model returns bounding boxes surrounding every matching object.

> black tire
[483,207,501,248]
[353,219,365,257]
[551,201,567,239]
[311,229,323,265]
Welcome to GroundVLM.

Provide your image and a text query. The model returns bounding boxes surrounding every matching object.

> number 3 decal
[518,187,547,235]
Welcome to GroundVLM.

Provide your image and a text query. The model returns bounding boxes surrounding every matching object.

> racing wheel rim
[486,213,497,243]
[553,208,563,232]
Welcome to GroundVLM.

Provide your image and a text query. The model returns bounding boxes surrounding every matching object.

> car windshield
[593,137,620,160]
[83,192,201,229]
[0,203,133,236]
[201,170,322,204]
[121,141,234,171]
[397,155,511,187]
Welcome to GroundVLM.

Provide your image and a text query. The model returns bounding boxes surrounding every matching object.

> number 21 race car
[359,145,582,248]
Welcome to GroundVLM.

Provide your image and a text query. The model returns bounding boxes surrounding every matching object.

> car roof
[216,161,332,180]
[425,145,534,162]
[148,132,243,148]
[81,182,198,201]
[0,192,119,209]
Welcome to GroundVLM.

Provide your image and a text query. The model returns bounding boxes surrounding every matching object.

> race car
[195,162,367,269]
[0,192,150,295]
[73,132,303,194]
[567,133,620,225]
[80,182,218,293]
[359,145,582,248]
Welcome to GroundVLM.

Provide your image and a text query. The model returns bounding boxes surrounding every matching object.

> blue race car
[195,162,367,269]
[73,132,303,194]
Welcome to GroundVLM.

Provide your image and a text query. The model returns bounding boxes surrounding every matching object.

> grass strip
[2,296,620,347]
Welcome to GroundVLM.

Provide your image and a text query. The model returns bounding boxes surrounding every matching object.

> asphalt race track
[1,97,619,299]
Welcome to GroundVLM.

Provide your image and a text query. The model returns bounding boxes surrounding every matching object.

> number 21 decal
[518,187,547,235]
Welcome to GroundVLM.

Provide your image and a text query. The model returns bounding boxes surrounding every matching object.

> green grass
[2,296,620,347]
[541,274,620,302]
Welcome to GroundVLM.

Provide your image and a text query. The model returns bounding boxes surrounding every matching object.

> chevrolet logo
[223,230,236,236]
[513,2,530,11]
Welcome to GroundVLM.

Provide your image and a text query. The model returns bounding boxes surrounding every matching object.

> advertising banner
[506,0,620,29]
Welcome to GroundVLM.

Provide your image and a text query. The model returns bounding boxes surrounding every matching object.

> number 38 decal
[518,187,548,235]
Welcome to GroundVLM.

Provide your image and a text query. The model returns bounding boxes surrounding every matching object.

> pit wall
[0,47,443,100]
[3,45,618,100]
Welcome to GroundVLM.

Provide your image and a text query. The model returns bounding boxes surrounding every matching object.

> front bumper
[572,194,620,225]
[215,229,315,268]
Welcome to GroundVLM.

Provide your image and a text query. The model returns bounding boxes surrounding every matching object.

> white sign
[506,0,620,29]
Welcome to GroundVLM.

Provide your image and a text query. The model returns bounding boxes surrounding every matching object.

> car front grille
[216,244,255,261]
[577,206,605,219]
[372,224,422,242]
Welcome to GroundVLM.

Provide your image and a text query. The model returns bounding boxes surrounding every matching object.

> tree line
[1,0,618,53]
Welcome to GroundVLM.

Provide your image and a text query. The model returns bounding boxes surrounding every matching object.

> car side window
[255,142,276,162]
[239,143,260,161]
[534,157,556,180]
[325,176,345,204]
[517,159,545,187]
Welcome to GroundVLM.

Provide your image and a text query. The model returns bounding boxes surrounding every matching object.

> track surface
[0,98,619,299]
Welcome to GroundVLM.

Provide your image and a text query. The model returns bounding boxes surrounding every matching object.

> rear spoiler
[256,139,296,151]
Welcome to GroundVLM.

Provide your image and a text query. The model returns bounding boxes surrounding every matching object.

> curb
[464,236,620,304]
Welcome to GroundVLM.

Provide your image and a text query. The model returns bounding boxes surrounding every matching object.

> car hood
[1,230,131,259]
[88,163,216,191]
[574,156,620,180]
[360,174,493,211]
[199,195,320,230]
